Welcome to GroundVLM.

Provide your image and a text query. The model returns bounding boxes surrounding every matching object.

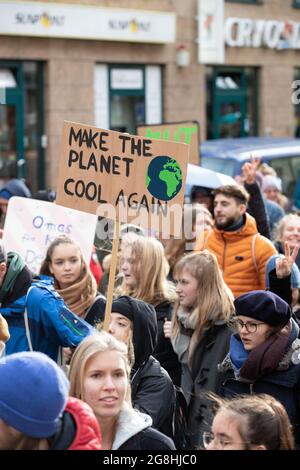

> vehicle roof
[201,137,300,161]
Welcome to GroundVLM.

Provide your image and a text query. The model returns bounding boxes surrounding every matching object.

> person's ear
[239,203,247,215]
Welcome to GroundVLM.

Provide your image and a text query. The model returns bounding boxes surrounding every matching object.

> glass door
[209,69,253,139]
[214,95,246,138]
[0,64,24,178]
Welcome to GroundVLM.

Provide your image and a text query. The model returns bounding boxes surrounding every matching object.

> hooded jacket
[1,253,94,361]
[50,397,102,450]
[112,403,175,450]
[123,297,176,439]
[195,213,276,298]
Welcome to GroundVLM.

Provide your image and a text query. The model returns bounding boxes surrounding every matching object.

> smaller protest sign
[2,196,97,274]
[137,121,200,164]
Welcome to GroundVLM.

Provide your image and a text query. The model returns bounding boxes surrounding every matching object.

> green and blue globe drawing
[146,156,182,201]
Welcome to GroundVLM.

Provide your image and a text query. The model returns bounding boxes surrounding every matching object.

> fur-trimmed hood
[112,403,152,450]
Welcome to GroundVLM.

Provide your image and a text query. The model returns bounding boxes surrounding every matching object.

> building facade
[0,0,299,191]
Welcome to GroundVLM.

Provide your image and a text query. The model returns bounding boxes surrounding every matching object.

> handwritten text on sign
[137,121,200,165]
[2,197,97,274]
[56,122,189,235]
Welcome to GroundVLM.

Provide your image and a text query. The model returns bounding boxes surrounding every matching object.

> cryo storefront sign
[225,18,300,50]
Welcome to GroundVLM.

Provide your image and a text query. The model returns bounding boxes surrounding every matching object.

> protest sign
[56,121,189,236]
[2,196,97,274]
[137,121,200,165]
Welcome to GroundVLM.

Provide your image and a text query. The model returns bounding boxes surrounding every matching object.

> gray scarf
[172,307,197,364]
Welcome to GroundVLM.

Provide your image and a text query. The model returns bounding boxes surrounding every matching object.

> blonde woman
[164,250,234,448]
[69,332,175,450]
[118,236,180,384]
[40,235,104,324]
[273,213,300,269]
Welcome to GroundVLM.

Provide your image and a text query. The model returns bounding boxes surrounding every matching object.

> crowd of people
[0,158,300,451]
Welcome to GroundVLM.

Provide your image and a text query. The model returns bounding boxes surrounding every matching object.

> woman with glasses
[203,394,295,450]
[164,250,235,448]
[218,290,300,446]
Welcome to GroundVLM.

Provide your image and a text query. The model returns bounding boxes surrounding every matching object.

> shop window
[109,66,145,135]
[95,64,162,134]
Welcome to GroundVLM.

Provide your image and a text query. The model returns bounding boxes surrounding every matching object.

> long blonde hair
[172,250,234,358]
[69,332,132,404]
[118,236,175,306]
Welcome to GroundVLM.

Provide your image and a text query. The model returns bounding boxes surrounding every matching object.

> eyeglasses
[231,319,265,334]
[202,431,231,449]
[202,431,249,450]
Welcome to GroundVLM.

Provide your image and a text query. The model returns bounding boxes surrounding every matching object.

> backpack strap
[24,286,35,351]
[252,234,259,274]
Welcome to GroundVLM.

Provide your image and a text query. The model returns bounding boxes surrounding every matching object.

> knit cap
[0,351,69,438]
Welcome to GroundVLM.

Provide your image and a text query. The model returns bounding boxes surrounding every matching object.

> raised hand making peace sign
[276,241,300,279]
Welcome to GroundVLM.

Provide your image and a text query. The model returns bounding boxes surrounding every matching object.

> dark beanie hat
[234,290,291,327]
[111,296,133,321]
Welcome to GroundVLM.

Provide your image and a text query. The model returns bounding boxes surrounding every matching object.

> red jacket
[66,397,102,450]
[50,397,102,450]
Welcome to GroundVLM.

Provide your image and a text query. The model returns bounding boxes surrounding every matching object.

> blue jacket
[2,276,94,361]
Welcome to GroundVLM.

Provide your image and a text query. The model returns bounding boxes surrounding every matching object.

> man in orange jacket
[195,185,276,298]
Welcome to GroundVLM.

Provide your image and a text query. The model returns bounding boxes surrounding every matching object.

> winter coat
[179,321,231,448]
[127,297,176,439]
[131,355,176,439]
[50,397,102,450]
[244,181,271,239]
[195,213,277,298]
[153,301,181,385]
[84,293,106,327]
[218,319,300,445]
[2,268,94,361]
[113,403,175,450]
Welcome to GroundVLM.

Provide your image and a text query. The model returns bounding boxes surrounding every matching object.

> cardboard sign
[56,121,189,236]
[2,196,97,274]
[137,121,200,165]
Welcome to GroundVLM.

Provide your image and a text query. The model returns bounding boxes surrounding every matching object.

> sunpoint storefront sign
[0,1,176,43]
[225,17,300,50]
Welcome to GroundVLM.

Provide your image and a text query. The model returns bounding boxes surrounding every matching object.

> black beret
[234,290,291,327]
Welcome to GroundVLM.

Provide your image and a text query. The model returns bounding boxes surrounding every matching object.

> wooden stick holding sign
[102,218,120,331]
